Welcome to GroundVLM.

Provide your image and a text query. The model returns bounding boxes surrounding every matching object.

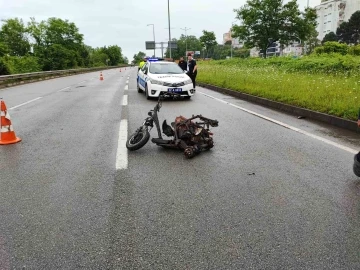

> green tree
[199,30,217,57]
[306,28,321,54]
[1,55,41,74]
[0,58,11,75]
[232,0,317,58]
[44,17,83,48]
[1,16,125,73]
[0,18,31,56]
[0,42,10,57]
[27,17,86,70]
[322,31,338,44]
[205,44,229,59]
[132,51,146,64]
[165,35,203,59]
[89,47,109,66]
[348,11,360,44]
[336,11,360,45]
[234,47,250,58]
[336,22,352,44]
[41,44,78,70]
[102,45,123,65]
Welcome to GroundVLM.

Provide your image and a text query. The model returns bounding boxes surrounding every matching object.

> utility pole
[231,20,237,58]
[180,27,191,57]
[161,42,164,58]
[147,24,155,57]
[167,0,172,59]
[304,0,309,54]
[165,27,175,58]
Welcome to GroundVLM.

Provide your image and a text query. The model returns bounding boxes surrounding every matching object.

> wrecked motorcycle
[125,92,219,158]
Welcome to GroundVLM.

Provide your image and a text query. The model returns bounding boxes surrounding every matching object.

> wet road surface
[1,67,360,269]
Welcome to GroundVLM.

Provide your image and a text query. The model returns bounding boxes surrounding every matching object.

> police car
[137,58,195,100]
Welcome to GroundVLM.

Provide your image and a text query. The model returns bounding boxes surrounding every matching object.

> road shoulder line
[198,91,358,154]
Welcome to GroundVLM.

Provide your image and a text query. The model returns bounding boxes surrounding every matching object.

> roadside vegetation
[197,52,360,121]
[195,1,360,122]
[0,18,128,75]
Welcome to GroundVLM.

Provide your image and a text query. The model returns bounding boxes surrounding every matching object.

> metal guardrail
[0,65,129,82]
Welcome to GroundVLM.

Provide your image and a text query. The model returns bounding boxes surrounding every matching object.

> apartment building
[222,29,244,48]
[315,0,360,41]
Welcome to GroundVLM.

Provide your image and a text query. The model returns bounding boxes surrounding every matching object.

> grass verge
[197,56,360,121]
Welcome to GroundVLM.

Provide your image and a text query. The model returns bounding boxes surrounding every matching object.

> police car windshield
[149,63,184,74]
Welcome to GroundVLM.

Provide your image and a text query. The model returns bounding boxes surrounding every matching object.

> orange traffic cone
[0,100,21,145]
[100,72,104,80]
[119,68,122,72]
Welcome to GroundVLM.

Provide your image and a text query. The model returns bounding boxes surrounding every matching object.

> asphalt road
[1,67,360,269]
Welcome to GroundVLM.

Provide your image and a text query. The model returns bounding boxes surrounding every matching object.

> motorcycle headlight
[150,78,164,85]
[185,79,192,84]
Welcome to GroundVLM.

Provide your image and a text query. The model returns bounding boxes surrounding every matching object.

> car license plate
[167,88,182,92]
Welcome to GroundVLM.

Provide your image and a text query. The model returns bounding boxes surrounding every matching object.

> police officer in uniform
[178,56,187,71]
[138,57,147,71]
[186,53,197,89]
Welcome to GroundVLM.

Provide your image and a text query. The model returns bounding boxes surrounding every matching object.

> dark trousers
[187,72,197,88]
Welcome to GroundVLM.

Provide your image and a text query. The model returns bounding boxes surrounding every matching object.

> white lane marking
[126,80,129,84]
[124,85,128,90]
[77,80,86,84]
[8,97,43,110]
[122,95,128,106]
[57,86,70,92]
[198,91,359,154]
[116,119,128,170]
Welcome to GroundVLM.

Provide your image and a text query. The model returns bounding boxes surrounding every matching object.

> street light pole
[167,0,172,59]
[180,27,191,57]
[231,20,237,58]
[147,24,155,57]
[291,35,302,56]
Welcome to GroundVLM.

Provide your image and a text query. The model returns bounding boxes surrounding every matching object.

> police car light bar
[147,57,165,62]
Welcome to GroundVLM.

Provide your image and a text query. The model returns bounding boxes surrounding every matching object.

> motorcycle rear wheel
[126,127,150,151]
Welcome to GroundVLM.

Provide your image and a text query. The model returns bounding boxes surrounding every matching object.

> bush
[0,58,11,75]
[203,54,360,75]
[349,45,360,56]
[0,55,42,74]
[314,41,349,55]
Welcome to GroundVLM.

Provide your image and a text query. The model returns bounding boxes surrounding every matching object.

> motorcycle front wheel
[126,127,150,151]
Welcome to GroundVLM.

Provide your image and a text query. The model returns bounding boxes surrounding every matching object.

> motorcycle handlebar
[198,116,218,127]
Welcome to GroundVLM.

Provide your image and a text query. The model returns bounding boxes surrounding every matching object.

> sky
[0,0,320,62]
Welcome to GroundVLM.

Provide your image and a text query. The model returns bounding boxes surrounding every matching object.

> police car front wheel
[137,83,142,93]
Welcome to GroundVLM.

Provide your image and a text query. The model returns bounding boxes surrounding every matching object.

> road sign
[168,41,177,49]
[146,41,155,50]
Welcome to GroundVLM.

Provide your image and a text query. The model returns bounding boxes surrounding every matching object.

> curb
[197,82,359,133]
